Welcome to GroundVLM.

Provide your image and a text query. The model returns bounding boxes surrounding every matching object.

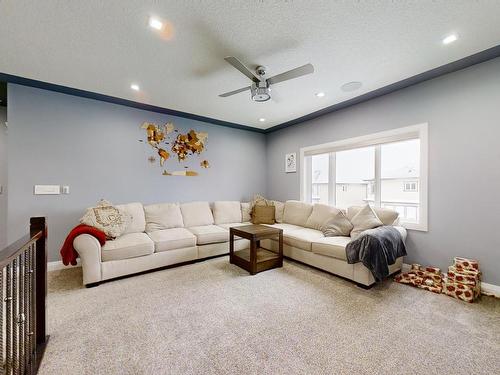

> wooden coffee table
[229,224,283,275]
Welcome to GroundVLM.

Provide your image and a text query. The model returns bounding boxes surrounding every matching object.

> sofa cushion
[311,236,351,260]
[274,201,285,223]
[217,222,252,230]
[241,202,252,222]
[101,233,154,262]
[144,203,184,232]
[180,201,214,228]
[283,228,324,251]
[305,204,341,230]
[347,206,399,226]
[115,202,146,234]
[320,211,353,237]
[263,223,303,234]
[213,201,242,224]
[147,228,196,253]
[283,200,313,226]
[188,225,228,245]
[349,205,383,239]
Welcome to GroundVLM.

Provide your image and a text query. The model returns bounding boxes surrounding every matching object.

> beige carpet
[40,258,500,375]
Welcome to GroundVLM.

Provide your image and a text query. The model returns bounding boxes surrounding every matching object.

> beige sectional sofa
[74,200,406,287]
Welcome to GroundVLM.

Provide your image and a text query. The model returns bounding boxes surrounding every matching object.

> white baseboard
[48,259,81,272]
[402,263,499,298]
[481,282,500,298]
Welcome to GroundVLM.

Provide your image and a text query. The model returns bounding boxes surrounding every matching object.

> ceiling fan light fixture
[251,82,271,102]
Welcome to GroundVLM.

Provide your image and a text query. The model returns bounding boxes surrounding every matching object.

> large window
[301,124,428,230]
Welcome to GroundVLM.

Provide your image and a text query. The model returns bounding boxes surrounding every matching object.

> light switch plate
[61,185,70,194]
[34,185,61,195]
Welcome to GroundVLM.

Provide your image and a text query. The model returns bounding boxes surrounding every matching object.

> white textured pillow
[350,205,383,239]
[144,203,184,232]
[273,201,285,223]
[320,211,353,237]
[347,206,399,226]
[283,200,313,226]
[241,202,252,222]
[80,199,132,239]
[180,201,214,227]
[306,204,341,230]
[213,201,242,224]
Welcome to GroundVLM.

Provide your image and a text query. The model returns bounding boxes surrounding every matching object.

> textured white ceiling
[1,1,499,129]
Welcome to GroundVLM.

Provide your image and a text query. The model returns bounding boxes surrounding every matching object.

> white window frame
[299,123,428,231]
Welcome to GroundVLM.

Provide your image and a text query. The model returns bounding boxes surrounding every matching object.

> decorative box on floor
[443,257,481,303]
[394,264,444,294]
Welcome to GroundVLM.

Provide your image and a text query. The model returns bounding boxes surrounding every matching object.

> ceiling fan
[219,56,314,102]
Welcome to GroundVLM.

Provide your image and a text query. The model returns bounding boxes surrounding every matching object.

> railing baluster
[24,247,30,374]
[6,262,12,375]
[12,257,18,375]
[28,244,36,374]
[19,251,25,375]
[0,269,3,375]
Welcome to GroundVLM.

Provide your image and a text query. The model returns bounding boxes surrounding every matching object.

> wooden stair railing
[0,217,48,374]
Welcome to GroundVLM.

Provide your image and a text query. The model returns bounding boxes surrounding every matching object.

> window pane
[381,139,420,223]
[311,153,329,204]
[335,146,375,209]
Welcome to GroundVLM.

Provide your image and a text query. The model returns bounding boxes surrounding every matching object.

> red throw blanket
[60,224,106,266]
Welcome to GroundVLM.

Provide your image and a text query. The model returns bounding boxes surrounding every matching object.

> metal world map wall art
[140,121,210,176]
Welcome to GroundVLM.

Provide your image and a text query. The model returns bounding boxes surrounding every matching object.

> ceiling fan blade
[267,63,314,85]
[219,86,251,97]
[224,56,262,82]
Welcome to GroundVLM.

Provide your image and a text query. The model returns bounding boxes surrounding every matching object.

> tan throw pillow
[252,194,271,207]
[241,202,252,222]
[80,199,132,239]
[320,211,353,237]
[350,205,383,239]
[252,205,276,225]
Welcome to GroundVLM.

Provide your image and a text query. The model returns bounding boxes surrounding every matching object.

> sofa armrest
[392,226,407,243]
[73,234,102,285]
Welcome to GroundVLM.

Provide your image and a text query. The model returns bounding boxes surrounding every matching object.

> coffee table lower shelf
[230,247,282,275]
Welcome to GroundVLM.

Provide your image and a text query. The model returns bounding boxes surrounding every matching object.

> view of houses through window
[309,139,420,224]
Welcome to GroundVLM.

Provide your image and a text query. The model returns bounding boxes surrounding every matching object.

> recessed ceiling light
[149,17,163,30]
[130,84,140,91]
[315,92,325,98]
[259,118,266,122]
[442,34,458,45]
[341,81,362,92]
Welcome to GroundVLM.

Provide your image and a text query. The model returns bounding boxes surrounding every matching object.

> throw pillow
[273,201,285,223]
[320,211,353,237]
[241,202,252,222]
[252,205,276,225]
[80,199,132,239]
[306,203,341,230]
[350,204,383,239]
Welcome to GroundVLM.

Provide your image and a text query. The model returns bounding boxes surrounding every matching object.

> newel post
[30,217,48,347]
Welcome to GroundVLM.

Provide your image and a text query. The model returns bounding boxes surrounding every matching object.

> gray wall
[267,57,500,285]
[0,107,7,248]
[7,84,267,261]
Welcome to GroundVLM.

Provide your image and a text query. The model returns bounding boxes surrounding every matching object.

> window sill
[401,222,428,232]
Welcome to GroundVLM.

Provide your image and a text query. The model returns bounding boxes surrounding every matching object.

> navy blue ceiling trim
[264,44,500,133]
[0,72,265,134]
